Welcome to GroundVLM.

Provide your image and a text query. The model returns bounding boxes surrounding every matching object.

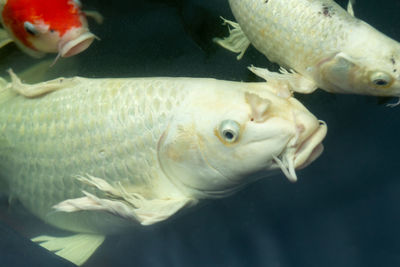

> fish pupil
[219,120,240,143]
[374,79,388,86]
[223,130,235,140]
[25,27,35,35]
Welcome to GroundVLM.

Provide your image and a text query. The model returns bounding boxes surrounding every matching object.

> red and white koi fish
[0,0,102,61]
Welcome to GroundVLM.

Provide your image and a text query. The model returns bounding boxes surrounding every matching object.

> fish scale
[229,0,352,71]
[0,77,187,233]
[0,72,328,265]
[216,0,400,96]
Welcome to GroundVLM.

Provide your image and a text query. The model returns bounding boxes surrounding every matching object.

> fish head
[1,0,96,58]
[158,81,327,199]
[319,23,400,97]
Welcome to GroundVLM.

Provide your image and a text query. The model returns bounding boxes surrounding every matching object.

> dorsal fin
[347,0,356,17]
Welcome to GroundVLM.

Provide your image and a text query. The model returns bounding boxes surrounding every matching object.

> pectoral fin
[53,175,196,226]
[7,69,80,98]
[213,17,250,60]
[0,29,13,48]
[248,65,318,94]
[32,234,105,266]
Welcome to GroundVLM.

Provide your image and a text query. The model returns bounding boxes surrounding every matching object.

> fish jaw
[294,121,327,170]
[271,108,328,182]
[57,27,96,58]
[56,6,97,58]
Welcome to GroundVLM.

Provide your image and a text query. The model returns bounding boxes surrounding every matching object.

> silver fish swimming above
[215,0,400,98]
[0,71,327,265]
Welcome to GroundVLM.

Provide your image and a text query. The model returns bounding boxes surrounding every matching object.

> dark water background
[1,0,400,266]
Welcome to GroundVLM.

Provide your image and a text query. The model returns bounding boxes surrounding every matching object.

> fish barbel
[215,0,400,98]
[0,71,326,265]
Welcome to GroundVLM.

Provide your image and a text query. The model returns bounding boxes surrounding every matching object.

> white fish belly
[228,0,356,73]
[0,77,190,234]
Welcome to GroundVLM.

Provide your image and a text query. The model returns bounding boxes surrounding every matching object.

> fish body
[217,0,400,97]
[0,0,99,59]
[0,73,326,264]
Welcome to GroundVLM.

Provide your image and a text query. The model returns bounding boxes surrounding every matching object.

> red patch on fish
[2,0,84,50]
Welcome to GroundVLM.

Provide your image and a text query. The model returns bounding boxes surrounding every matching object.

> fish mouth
[59,32,97,58]
[273,120,327,182]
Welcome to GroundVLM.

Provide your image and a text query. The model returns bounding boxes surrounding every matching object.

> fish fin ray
[347,0,355,17]
[7,69,79,98]
[248,65,318,94]
[54,175,197,226]
[213,17,250,60]
[32,233,105,266]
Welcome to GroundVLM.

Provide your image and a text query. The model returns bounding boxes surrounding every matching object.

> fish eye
[370,71,393,88]
[218,120,240,143]
[23,22,38,35]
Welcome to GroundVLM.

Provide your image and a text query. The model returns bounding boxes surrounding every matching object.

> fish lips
[294,120,328,170]
[58,31,97,57]
[273,119,327,183]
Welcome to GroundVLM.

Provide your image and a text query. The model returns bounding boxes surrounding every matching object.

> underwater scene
[1,0,400,266]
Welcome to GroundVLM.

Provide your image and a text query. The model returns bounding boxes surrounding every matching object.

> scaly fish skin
[0,77,191,234]
[226,0,400,97]
[0,74,326,234]
[0,74,327,264]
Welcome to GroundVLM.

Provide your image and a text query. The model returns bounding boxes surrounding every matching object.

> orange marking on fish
[2,0,85,51]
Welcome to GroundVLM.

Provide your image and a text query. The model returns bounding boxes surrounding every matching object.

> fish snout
[271,109,327,183]
[292,114,327,170]
[58,28,97,57]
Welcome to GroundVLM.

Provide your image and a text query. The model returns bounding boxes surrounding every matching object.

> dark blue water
[1,0,400,266]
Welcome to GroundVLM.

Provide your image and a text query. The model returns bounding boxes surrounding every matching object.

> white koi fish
[0,70,326,265]
[215,0,400,98]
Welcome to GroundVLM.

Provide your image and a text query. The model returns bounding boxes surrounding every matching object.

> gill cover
[320,52,356,93]
[158,92,273,198]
